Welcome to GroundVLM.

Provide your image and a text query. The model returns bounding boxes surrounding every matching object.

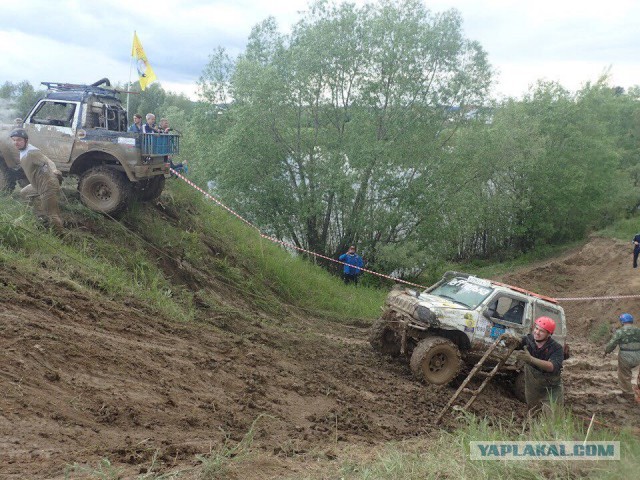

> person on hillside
[604,313,640,402]
[128,113,143,133]
[10,128,64,234]
[513,316,564,413]
[156,118,187,175]
[338,245,364,285]
[158,117,172,133]
[633,233,640,268]
[142,113,158,133]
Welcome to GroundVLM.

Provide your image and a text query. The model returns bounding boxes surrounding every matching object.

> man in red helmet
[514,316,564,412]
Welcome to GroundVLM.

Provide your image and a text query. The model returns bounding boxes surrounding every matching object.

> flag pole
[127,31,134,120]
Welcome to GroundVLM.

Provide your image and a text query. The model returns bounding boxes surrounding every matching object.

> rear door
[24,100,79,165]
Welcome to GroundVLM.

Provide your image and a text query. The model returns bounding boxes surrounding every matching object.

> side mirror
[482,309,492,320]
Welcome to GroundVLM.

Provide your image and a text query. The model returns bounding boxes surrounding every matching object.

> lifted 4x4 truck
[370,271,567,400]
[0,79,179,215]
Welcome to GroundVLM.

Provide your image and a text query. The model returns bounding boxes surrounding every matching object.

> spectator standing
[142,113,158,133]
[128,113,143,133]
[339,245,364,285]
[633,233,640,268]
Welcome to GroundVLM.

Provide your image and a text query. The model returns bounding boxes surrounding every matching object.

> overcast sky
[1,0,638,100]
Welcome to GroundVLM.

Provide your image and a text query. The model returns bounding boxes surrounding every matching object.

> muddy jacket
[520,334,563,377]
[605,324,640,362]
[19,144,59,187]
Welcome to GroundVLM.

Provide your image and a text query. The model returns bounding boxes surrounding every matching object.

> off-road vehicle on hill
[0,79,179,215]
[370,271,567,397]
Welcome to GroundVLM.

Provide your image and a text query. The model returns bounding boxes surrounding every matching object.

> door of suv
[474,291,531,347]
[24,100,79,164]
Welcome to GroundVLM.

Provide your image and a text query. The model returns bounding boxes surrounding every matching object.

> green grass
[337,411,640,480]
[1,182,385,327]
[163,181,386,321]
[594,215,640,242]
[589,321,612,344]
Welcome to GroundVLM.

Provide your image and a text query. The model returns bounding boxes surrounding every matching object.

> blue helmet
[619,313,634,324]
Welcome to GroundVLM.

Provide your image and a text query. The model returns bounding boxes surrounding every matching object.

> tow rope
[170,169,428,289]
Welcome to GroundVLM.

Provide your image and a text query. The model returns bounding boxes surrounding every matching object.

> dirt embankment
[1,234,639,478]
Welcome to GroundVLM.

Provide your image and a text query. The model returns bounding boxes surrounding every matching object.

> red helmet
[535,316,556,334]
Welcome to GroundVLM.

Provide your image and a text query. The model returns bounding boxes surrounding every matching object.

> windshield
[428,277,494,309]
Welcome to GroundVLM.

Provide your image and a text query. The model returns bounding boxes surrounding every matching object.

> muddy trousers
[617,351,640,394]
[20,180,63,232]
[524,364,563,412]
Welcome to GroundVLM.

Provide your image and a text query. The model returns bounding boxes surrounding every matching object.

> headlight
[416,305,434,323]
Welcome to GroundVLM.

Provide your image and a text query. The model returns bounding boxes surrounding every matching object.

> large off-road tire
[0,162,17,193]
[369,316,401,356]
[134,175,165,202]
[410,336,461,385]
[78,166,132,216]
[512,371,526,403]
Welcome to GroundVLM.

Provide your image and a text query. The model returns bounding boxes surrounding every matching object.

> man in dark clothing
[633,233,640,268]
[338,245,364,285]
[128,113,143,133]
[142,113,158,133]
[514,316,564,412]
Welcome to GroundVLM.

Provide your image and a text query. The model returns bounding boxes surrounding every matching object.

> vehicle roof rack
[41,79,122,97]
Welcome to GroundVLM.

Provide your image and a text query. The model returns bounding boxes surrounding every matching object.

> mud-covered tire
[410,336,461,385]
[78,166,132,216]
[135,175,165,202]
[513,371,526,403]
[369,316,401,356]
[0,162,17,193]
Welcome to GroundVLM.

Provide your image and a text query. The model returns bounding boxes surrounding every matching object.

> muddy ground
[1,236,639,478]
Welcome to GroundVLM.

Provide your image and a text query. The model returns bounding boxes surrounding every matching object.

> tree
[197,0,493,271]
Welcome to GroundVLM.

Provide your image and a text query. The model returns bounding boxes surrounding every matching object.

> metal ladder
[434,333,520,425]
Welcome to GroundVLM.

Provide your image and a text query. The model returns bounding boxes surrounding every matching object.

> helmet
[535,316,556,334]
[9,128,28,140]
[619,313,634,324]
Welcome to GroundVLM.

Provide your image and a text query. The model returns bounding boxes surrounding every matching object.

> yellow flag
[131,32,157,91]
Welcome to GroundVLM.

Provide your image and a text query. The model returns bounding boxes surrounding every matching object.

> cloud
[2,0,639,100]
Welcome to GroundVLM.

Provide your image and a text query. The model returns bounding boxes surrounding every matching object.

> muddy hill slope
[1,185,639,478]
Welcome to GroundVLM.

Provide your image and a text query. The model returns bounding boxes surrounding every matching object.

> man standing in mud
[604,313,640,402]
[10,128,64,234]
[514,316,564,413]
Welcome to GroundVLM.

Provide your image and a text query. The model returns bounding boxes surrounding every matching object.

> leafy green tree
[197,0,493,269]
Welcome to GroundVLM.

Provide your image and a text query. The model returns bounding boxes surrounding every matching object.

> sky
[1,0,639,100]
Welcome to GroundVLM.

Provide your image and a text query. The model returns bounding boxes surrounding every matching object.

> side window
[486,295,527,325]
[30,101,76,128]
[533,302,563,335]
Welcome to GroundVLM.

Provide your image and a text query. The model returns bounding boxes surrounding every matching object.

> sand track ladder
[435,333,520,424]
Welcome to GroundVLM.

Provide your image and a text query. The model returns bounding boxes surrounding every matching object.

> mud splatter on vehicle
[370,271,567,400]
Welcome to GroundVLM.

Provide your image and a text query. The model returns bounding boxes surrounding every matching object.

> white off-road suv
[370,271,567,396]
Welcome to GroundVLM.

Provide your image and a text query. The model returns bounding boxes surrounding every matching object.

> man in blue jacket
[339,245,364,285]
